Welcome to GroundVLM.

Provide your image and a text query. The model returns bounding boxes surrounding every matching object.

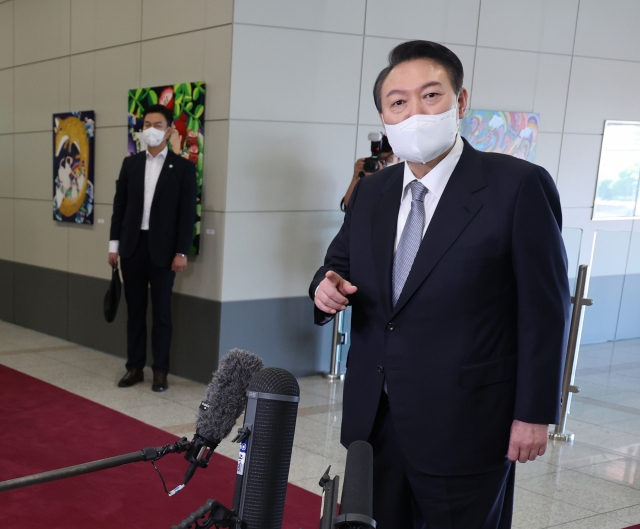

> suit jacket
[110,150,197,268]
[310,139,570,475]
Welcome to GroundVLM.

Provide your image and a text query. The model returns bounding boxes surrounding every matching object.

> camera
[362,132,385,174]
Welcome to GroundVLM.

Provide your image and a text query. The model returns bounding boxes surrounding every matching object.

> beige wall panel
[575,0,640,62]
[358,37,476,126]
[0,135,13,198]
[534,132,562,183]
[203,26,232,121]
[0,198,14,261]
[93,126,129,206]
[556,134,602,209]
[0,1,13,69]
[141,31,205,88]
[230,25,362,124]
[67,203,112,280]
[470,48,570,133]
[564,57,640,135]
[173,211,224,300]
[0,69,13,133]
[478,0,578,55]
[142,0,232,40]
[14,0,70,65]
[14,131,50,200]
[205,0,233,28]
[234,0,365,34]
[14,198,69,271]
[220,210,344,301]
[70,0,142,54]
[15,58,70,133]
[365,0,480,46]
[225,120,357,212]
[201,119,229,213]
[70,44,141,128]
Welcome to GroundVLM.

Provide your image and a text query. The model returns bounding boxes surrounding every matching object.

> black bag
[104,267,122,323]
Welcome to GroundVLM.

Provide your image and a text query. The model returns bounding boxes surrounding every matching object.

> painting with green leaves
[127,82,205,254]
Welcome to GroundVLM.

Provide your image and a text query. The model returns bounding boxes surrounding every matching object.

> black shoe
[118,369,144,387]
[152,371,168,392]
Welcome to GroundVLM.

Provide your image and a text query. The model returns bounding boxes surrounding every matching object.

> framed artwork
[53,110,95,224]
[127,82,205,255]
[460,110,539,163]
[593,120,640,220]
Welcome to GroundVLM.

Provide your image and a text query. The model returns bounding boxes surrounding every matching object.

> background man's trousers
[120,231,175,375]
[368,391,515,529]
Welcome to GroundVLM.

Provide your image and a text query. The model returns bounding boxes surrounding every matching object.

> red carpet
[0,365,321,528]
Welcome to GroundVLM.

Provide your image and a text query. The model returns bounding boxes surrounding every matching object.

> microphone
[334,440,376,528]
[232,367,300,528]
[181,349,264,489]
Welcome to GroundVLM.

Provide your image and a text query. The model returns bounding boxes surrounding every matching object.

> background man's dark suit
[110,150,196,374]
[310,139,570,520]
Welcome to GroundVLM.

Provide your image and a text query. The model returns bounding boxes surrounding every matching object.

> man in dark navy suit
[109,104,197,392]
[310,41,570,528]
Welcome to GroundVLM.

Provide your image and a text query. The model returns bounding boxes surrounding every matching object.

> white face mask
[142,126,168,148]
[384,107,458,164]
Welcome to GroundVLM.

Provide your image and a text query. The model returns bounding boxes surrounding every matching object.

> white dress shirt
[394,135,463,252]
[109,147,168,254]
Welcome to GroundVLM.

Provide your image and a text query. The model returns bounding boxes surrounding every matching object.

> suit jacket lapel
[391,141,487,317]
[371,164,404,317]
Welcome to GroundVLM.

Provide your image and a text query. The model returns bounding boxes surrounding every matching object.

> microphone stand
[170,499,242,529]
[0,437,192,493]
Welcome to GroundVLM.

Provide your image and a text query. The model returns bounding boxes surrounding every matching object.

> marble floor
[1,320,640,528]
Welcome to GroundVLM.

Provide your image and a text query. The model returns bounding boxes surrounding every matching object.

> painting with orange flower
[53,110,95,224]
[127,82,205,255]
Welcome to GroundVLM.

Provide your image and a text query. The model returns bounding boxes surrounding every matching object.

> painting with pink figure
[460,110,539,163]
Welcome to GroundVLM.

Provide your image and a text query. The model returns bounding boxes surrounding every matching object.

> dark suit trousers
[120,231,175,374]
[368,392,515,529]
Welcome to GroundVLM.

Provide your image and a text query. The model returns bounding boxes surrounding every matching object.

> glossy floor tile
[1,321,640,529]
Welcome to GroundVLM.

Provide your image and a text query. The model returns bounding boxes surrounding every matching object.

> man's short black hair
[373,40,464,113]
[142,104,174,127]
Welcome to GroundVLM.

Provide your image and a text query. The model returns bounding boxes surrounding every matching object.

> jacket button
[377,366,384,373]
[387,322,395,331]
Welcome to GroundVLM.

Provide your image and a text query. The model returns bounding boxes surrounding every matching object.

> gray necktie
[392,180,428,307]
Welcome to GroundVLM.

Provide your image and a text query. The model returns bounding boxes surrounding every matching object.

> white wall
[0,0,233,304]
[2,0,640,311]
[219,0,640,305]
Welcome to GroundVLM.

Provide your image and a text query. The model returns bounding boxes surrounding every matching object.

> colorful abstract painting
[459,110,539,162]
[127,82,205,255]
[53,110,95,224]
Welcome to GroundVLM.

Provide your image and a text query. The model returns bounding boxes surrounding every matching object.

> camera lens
[363,157,379,173]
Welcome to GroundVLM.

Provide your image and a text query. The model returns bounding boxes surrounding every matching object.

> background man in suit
[108,104,197,392]
[310,41,570,528]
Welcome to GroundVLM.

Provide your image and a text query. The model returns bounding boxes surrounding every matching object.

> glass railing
[581,229,640,344]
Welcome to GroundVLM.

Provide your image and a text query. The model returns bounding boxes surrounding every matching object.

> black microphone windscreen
[340,440,374,519]
[234,367,300,528]
[195,349,264,441]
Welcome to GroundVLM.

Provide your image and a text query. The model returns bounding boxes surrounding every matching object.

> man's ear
[457,88,469,119]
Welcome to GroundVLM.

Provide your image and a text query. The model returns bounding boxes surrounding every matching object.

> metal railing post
[549,264,593,442]
[323,310,346,381]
